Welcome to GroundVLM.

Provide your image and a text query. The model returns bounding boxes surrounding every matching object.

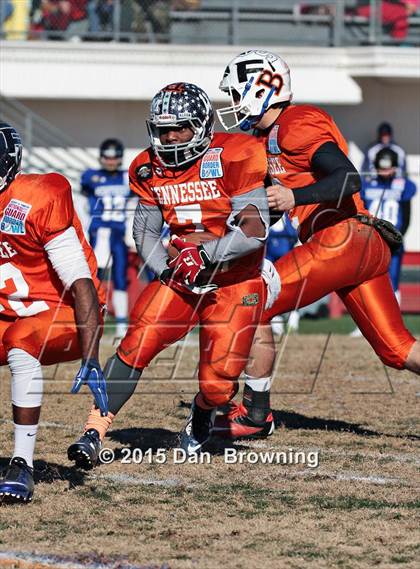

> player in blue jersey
[361,147,416,299]
[266,216,300,334]
[351,146,416,338]
[362,122,407,177]
[81,139,134,337]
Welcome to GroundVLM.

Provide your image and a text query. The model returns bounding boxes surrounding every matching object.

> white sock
[12,423,38,468]
[113,290,128,320]
[244,374,272,392]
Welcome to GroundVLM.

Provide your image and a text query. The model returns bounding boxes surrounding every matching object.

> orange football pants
[264,218,415,369]
[118,276,266,406]
[0,304,86,366]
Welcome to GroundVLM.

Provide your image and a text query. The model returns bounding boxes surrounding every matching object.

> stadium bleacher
[1,0,419,46]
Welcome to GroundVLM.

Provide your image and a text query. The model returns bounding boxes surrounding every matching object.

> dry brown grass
[0,335,419,569]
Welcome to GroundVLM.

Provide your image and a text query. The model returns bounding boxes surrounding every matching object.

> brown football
[167,231,217,259]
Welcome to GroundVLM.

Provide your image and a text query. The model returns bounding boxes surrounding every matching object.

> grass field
[0,329,419,569]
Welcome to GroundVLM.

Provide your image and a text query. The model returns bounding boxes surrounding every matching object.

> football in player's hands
[166,231,217,259]
[168,235,212,285]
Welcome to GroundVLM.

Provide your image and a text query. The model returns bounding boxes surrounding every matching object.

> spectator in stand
[88,0,113,33]
[0,0,14,27]
[131,0,198,43]
[30,0,87,38]
[355,0,419,41]
[362,122,407,177]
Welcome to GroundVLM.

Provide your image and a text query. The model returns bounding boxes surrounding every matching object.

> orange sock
[84,406,115,441]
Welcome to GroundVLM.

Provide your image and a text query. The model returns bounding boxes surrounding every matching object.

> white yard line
[288,469,404,485]
[89,472,186,488]
[333,472,402,485]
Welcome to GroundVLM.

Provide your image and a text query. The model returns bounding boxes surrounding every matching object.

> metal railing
[0,95,97,186]
[0,1,419,47]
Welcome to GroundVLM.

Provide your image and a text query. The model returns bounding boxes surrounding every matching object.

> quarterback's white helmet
[217,49,292,131]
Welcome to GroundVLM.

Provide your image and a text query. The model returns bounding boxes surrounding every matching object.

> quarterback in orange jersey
[0,123,107,504]
[215,50,420,439]
[67,82,271,465]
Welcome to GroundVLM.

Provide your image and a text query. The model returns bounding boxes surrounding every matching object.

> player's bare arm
[42,217,108,415]
[71,278,101,361]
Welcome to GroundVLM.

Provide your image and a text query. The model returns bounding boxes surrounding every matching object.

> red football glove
[160,268,217,296]
[168,235,212,285]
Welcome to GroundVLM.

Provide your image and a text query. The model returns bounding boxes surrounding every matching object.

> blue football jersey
[360,176,417,231]
[81,168,133,231]
[266,216,299,262]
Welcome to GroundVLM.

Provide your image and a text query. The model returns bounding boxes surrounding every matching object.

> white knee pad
[8,348,43,408]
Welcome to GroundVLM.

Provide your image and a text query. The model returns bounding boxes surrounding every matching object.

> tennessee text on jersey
[151,180,221,206]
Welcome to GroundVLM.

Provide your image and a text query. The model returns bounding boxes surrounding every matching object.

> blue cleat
[0,457,34,504]
[67,429,101,470]
[180,397,216,456]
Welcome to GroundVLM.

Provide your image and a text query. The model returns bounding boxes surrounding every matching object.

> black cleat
[213,402,275,440]
[180,398,216,456]
[0,457,34,504]
[67,429,101,470]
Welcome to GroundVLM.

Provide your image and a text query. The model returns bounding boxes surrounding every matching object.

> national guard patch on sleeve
[200,148,224,179]
[136,164,153,180]
[0,199,32,235]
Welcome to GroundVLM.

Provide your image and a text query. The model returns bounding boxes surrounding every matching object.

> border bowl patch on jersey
[136,164,153,180]
[0,199,32,235]
[200,148,224,179]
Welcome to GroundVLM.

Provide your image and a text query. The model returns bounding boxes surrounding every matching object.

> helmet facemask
[218,80,277,131]
[147,83,215,168]
[147,117,212,168]
[217,50,293,132]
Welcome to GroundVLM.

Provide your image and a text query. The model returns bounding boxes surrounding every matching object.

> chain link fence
[0,1,419,46]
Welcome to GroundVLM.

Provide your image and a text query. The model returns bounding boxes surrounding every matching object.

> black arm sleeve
[292,141,361,206]
[400,201,411,236]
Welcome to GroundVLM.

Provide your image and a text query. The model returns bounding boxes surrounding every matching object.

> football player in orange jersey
[0,123,107,504]
[67,82,273,464]
[214,50,420,439]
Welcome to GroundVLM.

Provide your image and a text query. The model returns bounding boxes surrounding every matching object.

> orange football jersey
[0,173,104,320]
[129,132,267,284]
[259,104,368,241]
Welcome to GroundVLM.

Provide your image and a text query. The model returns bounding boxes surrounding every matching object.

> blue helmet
[0,123,22,192]
[147,82,214,168]
[99,138,124,160]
